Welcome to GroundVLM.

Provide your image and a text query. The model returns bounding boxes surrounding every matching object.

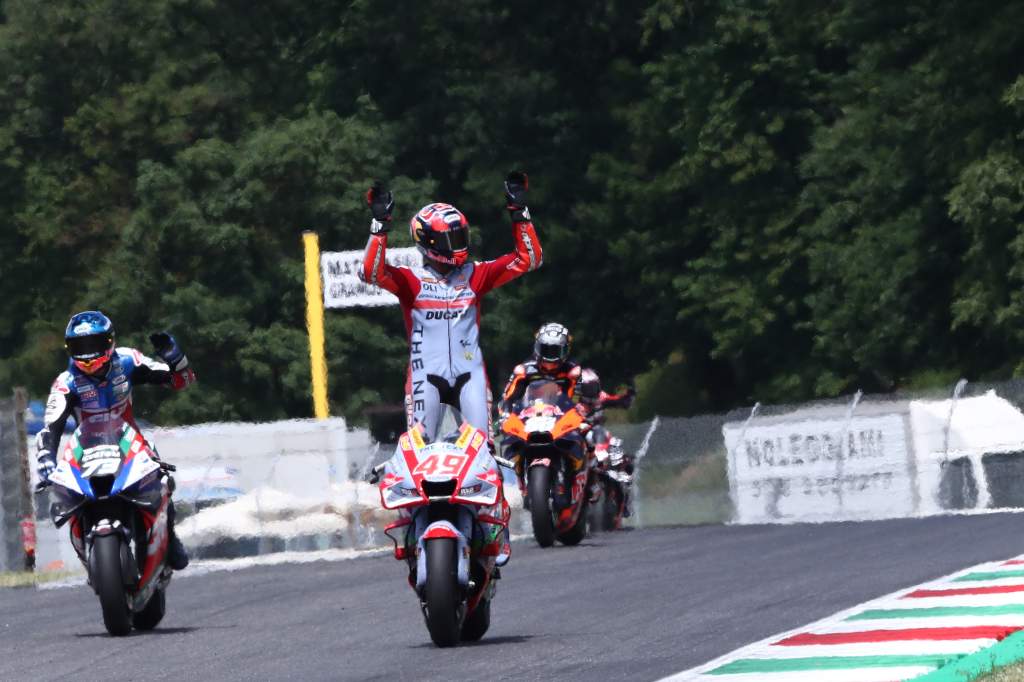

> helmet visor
[425,227,468,255]
[537,342,565,362]
[66,333,113,360]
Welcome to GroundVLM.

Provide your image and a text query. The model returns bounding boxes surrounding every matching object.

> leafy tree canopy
[1,0,1022,423]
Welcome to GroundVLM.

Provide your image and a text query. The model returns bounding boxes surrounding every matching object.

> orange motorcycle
[500,379,589,547]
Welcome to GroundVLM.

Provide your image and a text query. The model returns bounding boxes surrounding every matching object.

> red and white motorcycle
[39,414,173,636]
[376,406,511,647]
[588,433,634,532]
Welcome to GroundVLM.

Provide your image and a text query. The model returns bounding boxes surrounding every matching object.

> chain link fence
[0,389,34,573]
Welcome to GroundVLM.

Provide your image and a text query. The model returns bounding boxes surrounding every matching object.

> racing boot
[495,526,512,567]
[166,498,190,570]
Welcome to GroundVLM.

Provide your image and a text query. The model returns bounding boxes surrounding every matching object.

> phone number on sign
[749,471,897,498]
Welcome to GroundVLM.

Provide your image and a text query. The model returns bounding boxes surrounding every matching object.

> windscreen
[76,415,128,450]
[524,380,565,405]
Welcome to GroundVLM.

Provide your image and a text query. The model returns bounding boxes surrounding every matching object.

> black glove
[504,171,530,222]
[366,182,394,234]
[150,332,188,372]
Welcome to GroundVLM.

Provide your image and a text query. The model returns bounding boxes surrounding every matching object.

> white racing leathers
[361,221,542,441]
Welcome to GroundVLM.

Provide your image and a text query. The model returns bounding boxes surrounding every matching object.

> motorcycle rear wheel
[461,596,491,642]
[558,498,588,546]
[134,587,166,630]
[602,487,621,531]
[528,467,556,548]
[91,534,132,636]
[424,538,462,647]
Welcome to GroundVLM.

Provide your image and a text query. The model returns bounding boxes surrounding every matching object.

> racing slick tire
[528,466,556,548]
[134,587,166,630]
[91,534,132,636]
[460,596,491,642]
[424,537,462,647]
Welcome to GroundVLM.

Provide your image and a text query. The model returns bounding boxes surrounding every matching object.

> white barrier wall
[911,390,1024,514]
[148,417,368,501]
[724,407,916,523]
[724,390,1024,524]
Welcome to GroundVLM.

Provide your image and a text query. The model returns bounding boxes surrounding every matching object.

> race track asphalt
[3,513,1023,681]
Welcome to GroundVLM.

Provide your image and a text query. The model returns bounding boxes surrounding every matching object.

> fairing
[48,416,162,507]
[378,408,501,511]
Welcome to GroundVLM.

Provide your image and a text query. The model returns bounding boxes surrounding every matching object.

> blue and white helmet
[65,311,115,374]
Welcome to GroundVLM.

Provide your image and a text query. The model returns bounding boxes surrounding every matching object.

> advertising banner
[724,412,915,523]
[321,248,420,308]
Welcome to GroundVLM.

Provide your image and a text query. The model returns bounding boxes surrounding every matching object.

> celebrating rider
[359,172,542,441]
[35,311,195,570]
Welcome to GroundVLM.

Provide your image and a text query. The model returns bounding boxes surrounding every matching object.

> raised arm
[471,172,543,295]
[133,334,196,390]
[359,182,418,304]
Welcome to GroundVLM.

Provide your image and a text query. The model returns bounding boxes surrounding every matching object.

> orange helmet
[410,202,470,267]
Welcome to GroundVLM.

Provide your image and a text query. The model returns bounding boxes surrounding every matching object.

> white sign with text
[321,247,421,308]
[724,413,915,523]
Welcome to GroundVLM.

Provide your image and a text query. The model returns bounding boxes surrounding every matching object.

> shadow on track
[409,634,535,649]
[72,625,234,638]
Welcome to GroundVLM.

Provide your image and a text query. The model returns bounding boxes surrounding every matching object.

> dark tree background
[1,0,1022,424]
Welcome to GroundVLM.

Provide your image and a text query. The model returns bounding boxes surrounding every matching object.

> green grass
[974,661,1024,681]
[0,570,81,588]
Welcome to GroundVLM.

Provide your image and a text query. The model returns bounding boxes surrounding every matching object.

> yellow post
[302,231,329,419]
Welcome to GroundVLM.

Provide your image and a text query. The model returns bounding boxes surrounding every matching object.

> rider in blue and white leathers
[35,311,195,570]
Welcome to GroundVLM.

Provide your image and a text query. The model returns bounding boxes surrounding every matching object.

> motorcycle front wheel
[91,534,132,636]
[528,466,556,547]
[423,537,462,647]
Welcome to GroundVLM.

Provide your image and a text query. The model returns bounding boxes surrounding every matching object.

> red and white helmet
[410,202,470,267]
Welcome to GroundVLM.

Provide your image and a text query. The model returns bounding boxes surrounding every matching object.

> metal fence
[0,389,34,572]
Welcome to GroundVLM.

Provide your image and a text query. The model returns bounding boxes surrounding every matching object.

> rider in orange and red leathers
[498,323,581,502]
